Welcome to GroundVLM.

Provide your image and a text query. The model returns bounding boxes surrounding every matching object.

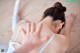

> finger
[41,35,50,44]
[21,28,26,35]
[71,13,74,18]
[27,23,31,34]
[71,13,75,16]
[72,14,75,17]
[71,14,77,20]
[35,23,43,38]
[31,22,35,33]
[73,14,77,18]
[70,13,77,19]
[70,13,73,17]
[35,23,43,35]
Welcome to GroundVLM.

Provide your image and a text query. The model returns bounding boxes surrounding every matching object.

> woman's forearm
[64,23,72,36]
[64,13,76,37]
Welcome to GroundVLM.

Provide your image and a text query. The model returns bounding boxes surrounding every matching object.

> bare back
[11,20,69,53]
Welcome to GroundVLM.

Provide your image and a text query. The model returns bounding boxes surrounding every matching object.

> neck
[40,16,56,35]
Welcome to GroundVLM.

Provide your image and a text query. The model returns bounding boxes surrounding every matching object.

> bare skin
[11,7,77,53]
[13,23,50,53]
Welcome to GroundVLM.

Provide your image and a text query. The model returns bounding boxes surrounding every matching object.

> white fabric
[7,41,16,53]
[12,0,21,33]
[7,0,21,53]
[7,0,21,52]
[7,25,23,53]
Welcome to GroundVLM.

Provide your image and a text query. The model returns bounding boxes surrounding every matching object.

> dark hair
[43,2,66,26]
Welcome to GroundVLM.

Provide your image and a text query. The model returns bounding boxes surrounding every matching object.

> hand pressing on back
[14,22,50,53]
[22,22,50,50]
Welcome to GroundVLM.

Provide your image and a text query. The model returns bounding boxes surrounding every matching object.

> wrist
[65,22,72,27]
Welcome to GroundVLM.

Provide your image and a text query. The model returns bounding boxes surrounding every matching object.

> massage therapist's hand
[22,22,49,50]
[14,22,50,53]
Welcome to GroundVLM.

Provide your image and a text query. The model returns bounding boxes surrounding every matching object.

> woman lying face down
[12,2,77,53]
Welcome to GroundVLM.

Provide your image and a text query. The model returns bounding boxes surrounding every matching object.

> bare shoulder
[55,34,67,41]
[16,19,31,29]
[11,20,28,41]
[14,19,27,34]
[55,34,69,47]
[17,20,28,26]
[55,34,69,50]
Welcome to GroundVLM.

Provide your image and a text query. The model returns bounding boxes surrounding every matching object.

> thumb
[41,35,50,44]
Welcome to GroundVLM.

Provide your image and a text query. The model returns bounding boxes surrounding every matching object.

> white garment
[12,0,21,33]
[7,26,23,53]
[7,0,21,52]
[7,34,55,53]
[7,41,16,53]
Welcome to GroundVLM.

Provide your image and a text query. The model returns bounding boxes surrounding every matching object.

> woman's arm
[65,14,77,36]
[64,13,77,45]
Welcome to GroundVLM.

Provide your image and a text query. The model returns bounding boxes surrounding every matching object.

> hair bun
[61,6,66,12]
[54,2,66,12]
[54,2,62,8]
